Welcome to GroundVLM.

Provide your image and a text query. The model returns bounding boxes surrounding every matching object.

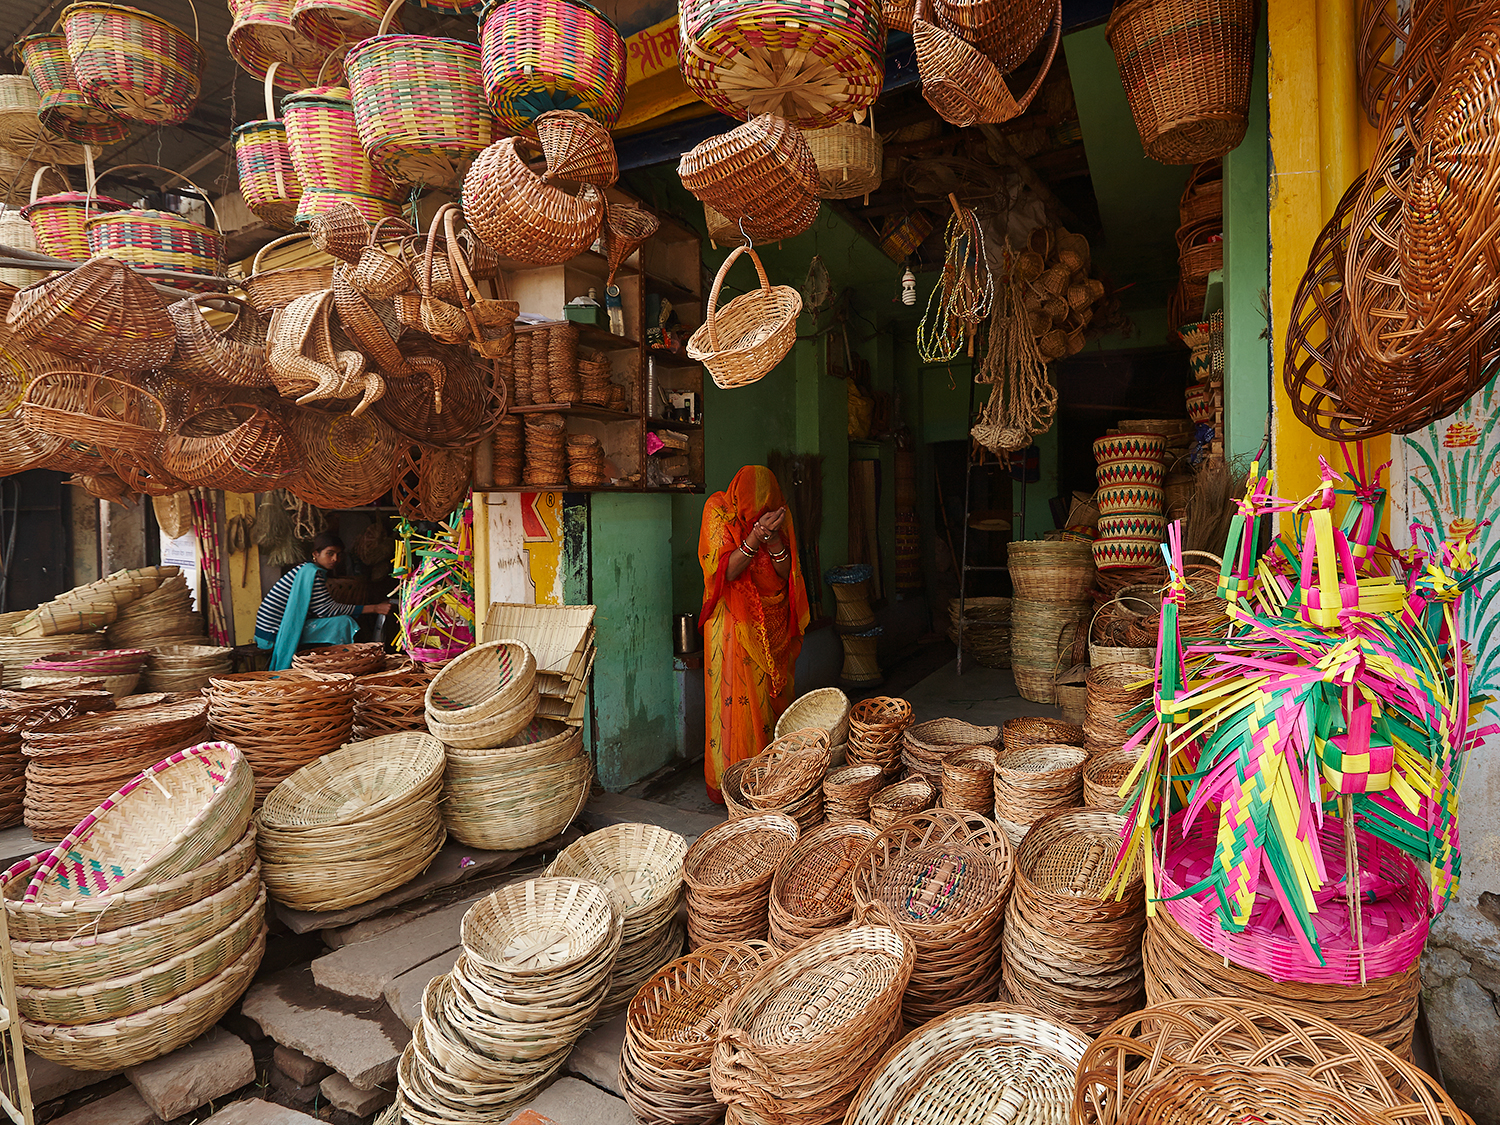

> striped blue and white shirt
[254,564,364,640]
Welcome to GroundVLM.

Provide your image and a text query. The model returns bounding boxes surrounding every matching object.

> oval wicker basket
[442,735,589,851]
[544,823,689,939]
[868,776,936,830]
[1007,539,1096,600]
[683,813,799,948]
[291,641,386,677]
[462,137,605,266]
[902,717,999,781]
[823,762,885,823]
[1001,715,1084,754]
[686,245,802,390]
[768,818,877,953]
[773,686,851,746]
[677,115,821,244]
[461,876,619,979]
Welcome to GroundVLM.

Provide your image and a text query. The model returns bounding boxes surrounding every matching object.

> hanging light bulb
[901,268,917,306]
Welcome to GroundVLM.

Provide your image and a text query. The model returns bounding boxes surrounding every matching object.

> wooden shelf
[511,404,640,422]
[649,349,702,369]
[515,320,639,351]
[649,420,701,431]
[494,248,633,283]
[645,272,701,305]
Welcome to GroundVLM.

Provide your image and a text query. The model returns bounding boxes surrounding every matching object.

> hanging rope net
[917,200,994,362]
[971,267,1056,452]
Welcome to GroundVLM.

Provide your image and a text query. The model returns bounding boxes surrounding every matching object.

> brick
[26,1056,118,1105]
[202,1099,322,1124]
[267,1068,319,1108]
[567,1010,625,1095]
[320,1072,394,1117]
[385,947,461,1029]
[503,1077,634,1125]
[240,965,410,1091]
[50,1086,158,1125]
[125,1027,255,1120]
[272,1046,330,1088]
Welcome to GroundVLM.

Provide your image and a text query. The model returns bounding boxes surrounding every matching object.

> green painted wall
[589,491,675,790]
[1223,13,1271,460]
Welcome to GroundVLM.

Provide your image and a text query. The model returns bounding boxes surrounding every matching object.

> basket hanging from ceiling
[162,295,272,388]
[678,0,884,129]
[1106,0,1257,164]
[21,371,166,456]
[22,157,129,262]
[914,0,1062,128]
[478,0,628,134]
[227,0,345,90]
[938,0,1055,73]
[16,34,131,148]
[0,75,92,167]
[282,84,404,226]
[535,109,618,186]
[234,66,303,232]
[344,0,497,188]
[284,405,403,509]
[678,114,821,243]
[601,203,659,286]
[461,137,604,265]
[61,2,206,127]
[160,405,295,494]
[83,164,224,289]
[806,115,883,200]
[686,245,801,390]
[5,256,174,370]
[292,0,401,44]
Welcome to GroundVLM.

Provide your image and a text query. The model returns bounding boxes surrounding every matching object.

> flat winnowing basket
[687,245,801,389]
[6,257,175,371]
[480,601,595,676]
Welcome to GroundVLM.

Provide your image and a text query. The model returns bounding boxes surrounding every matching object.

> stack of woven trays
[1007,540,1095,704]
[105,570,209,650]
[621,941,776,1125]
[0,628,103,686]
[549,322,580,403]
[723,728,831,831]
[901,718,999,791]
[566,433,607,487]
[23,696,211,840]
[1084,663,1153,753]
[948,596,1013,668]
[768,819,877,952]
[1074,999,1469,1125]
[6,567,176,642]
[846,695,912,775]
[353,666,435,739]
[1002,716,1085,755]
[852,810,1016,1027]
[992,742,1088,845]
[492,415,523,487]
[0,688,113,828]
[774,686,850,764]
[206,671,355,806]
[545,823,689,1020]
[21,647,147,697]
[1083,747,1137,811]
[256,732,446,913]
[5,741,262,1071]
[526,326,551,405]
[867,775,936,829]
[1001,809,1146,1033]
[1144,810,1428,1059]
[511,333,533,406]
[393,877,624,1123]
[845,1004,1092,1125]
[579,350,613,406]
[683,813,799,948]
[142,644,232,694]
[524,413,566,486]
[710,925,915,1125]
[822,763,883,822]
[291,641,386,677]
[426,641,590,850]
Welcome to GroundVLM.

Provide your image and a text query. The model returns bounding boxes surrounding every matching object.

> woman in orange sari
[699,465,811,802]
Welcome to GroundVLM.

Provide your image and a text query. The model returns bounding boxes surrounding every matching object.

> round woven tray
[683,814,799,949]
[544,824,689,943]
[291,641,386,677]
[768,819,878,953]
[868,776,936,830]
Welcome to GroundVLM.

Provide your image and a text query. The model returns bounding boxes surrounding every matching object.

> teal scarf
[270,562,318,671]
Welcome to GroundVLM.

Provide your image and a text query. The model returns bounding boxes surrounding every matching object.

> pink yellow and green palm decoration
[1110,448,1496,978]
[394,498,475,663]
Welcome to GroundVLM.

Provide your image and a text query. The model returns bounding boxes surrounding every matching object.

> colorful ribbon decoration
[395,497,475,662]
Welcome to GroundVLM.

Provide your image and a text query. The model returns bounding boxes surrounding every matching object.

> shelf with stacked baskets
[474,189,705,495]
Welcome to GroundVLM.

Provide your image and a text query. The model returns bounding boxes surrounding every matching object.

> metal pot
[674,612,701,655]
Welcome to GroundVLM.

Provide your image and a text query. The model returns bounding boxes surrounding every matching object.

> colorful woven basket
[61,3,205,127]
[16,34,132,148]
[21,163,129,262]
[233,67,303,232]
[1092,535,1163,571]
[1093,432,1167,464]
[1097,513,1167,540]
[478,0,628,133]
[344,1,497,187]
[228,0,345,90]
[1096,459,1166,489]
[0,74,91,166]
[678,0,884,129]
[83,167,223,289]
[1095,483,1163,515]
[282,84,404,225]
[293,0,402,43]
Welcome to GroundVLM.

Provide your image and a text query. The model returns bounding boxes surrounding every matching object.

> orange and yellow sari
[699,466,811,801]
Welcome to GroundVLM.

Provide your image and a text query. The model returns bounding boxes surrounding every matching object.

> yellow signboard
[616,15,709,133]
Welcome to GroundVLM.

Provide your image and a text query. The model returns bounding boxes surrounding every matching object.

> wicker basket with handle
[914,0,1061,128]
[61,2,205,127]
[462,137,605,266]
[677,114,820,243]
[686,245,801,390]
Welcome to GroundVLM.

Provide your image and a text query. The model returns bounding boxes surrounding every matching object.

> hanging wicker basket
[6,257,174,371]
[282,84,404,226]
[21,371,166,456]
[227,0,344,90]
[914,0,1062,128]
[83,164,225,289]
[1106,0,1258,164]
[160,405,294,493]
[283,405,403,508]
[686,245,801,390]
[678,115,820,243]
[478,0,627,133]
[61,2,206,127]
[0,74,92,166]
[21,161,130,262]
[16,33,131,148]
[535,109,619,186]
[806,117,883,200]
[234,65,304,231]
[461,137,604,266]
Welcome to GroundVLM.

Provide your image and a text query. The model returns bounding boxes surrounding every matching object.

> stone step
[386,947,462,1030]
[502,1076,634,1125]
[125,1027,255,1121]
[312,889,496,1001]
[203,1099,322,1124]
[566,1011,625,1096]
[240,965,411,1091]
[321,1072,395,1118]
[50,1087,158,1125]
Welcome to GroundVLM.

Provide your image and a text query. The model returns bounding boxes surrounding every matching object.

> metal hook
[738,216,753,250]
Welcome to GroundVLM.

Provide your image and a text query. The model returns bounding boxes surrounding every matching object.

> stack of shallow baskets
[992,718,1089,846]
[846,695,913,776]
[768,819,878,953]
[851,810,1016,1028]
[683,813,799,948]
[1007,540,1095,704]
[949,595,1013,668]
[723,729,831,831]
[1085,662,1153,754]
[24,696,211,840]
[426,640,590,851]
[20,648,147,697]
[0,689,112,829]
[823,762,884,822]
[545,823,689,1020]
[255,732,447,913]
[393,877,623,1122]
[141,644,231,694]
[207,670,355,806]
[105,569,209,650]
[353,666,435,739]
[4,741,263,1072]
[867,774,936,830]
[901,717,999,793]
[1001,808,1147,1033]
[491,415,523,487]
[620,941,777,1125]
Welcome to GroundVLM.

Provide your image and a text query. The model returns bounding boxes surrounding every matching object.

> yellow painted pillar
[1268,0,1389,510]
[223,492,261,646]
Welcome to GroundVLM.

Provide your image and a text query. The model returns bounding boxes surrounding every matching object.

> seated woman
[254,532,391,670]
